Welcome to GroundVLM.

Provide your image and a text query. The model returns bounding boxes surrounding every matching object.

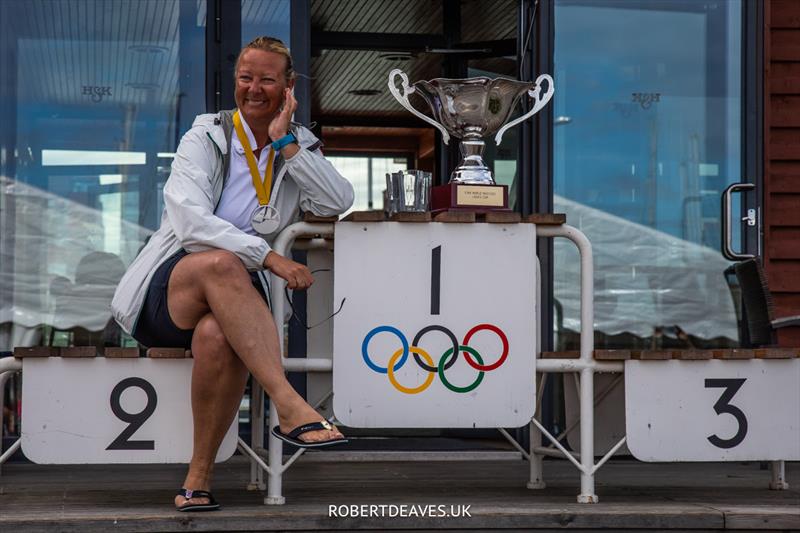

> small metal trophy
[388,69,554,213]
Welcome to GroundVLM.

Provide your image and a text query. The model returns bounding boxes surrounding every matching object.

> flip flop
[176,488,221,512]
[271,420,349,448]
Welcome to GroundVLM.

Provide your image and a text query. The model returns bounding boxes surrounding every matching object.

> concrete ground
[0,455,797,532]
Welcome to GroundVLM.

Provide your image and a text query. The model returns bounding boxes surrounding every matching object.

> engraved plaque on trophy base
[430,183,509,213]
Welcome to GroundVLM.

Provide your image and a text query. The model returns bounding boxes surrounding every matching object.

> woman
[112,36,354,511]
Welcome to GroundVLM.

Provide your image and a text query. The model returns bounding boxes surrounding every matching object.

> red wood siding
[765,0,800,346]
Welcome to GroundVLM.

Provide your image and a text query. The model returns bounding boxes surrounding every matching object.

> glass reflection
[327,155,410,215]
[0,0,205,349]
[242,0,290,44]
[553,0,742,349]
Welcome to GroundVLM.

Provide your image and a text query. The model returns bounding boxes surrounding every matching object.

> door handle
[721,183,755,261]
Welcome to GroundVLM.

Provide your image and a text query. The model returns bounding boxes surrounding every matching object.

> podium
[21,357,237,463]
[332,222,537,428]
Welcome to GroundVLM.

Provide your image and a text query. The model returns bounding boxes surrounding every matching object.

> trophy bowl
[389,69,554,186]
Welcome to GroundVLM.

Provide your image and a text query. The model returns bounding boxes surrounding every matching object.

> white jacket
[111,111,354,335]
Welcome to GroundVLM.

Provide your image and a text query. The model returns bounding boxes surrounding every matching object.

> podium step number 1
[333,222,537,428]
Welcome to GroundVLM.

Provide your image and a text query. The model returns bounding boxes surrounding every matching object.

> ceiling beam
[313,114,434,129]
[312,32,516,58]
[312,32,445,53]
[323,135,419,153]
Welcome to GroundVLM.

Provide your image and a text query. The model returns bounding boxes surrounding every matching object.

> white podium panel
[625,359,800,461]
[21,358,238,464]
[333,222,537,428]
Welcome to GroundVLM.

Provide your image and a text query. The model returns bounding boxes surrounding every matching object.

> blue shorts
[131,249,270,349]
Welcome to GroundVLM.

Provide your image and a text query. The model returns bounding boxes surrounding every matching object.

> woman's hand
[268,88,297,142]
[264,250,313,290]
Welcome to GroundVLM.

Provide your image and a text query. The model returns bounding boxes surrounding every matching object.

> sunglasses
[283,268,346,330]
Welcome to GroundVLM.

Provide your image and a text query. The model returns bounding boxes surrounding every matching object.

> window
[328,155,412,214]
[0,0,207,346]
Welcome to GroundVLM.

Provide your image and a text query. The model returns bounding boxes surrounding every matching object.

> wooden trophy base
[430,183,510,214]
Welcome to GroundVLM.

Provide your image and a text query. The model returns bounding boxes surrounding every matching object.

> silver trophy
[388,69,554,187]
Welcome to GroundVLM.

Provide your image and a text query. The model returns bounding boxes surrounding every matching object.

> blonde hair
[235,36,295,81]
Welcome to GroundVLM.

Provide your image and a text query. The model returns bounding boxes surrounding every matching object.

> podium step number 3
[625,359,800,462]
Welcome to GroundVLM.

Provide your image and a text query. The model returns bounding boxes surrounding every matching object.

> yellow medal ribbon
[233,110,275,205]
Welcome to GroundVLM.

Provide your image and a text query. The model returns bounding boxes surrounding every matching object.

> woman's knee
[192,315,239,369]
[202,250,249,282]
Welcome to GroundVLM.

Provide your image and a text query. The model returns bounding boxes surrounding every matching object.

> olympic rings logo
[361,324,509,394]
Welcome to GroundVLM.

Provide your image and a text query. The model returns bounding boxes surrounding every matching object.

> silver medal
[251,205,281,234]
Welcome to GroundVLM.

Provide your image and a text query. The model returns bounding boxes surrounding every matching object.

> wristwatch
[271,132,298,151]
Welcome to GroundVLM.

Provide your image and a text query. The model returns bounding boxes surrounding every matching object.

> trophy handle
[494,73,555,145]
[388,69,451,145]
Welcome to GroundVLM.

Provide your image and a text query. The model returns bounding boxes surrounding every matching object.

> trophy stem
[451,138,494,184]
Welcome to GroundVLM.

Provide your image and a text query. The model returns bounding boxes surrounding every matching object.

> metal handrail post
[770,460,789,490]
[249,381,265,490]
[265,402,285,504]
[528,415,546,488]
[528,257,546,489]
[0,357,22,374]
[537,225,598,503]
[0,372,10,474]
[536,359,623,373]
[264,222,335,505]
[0,358,22,477]
[0,439,21,466]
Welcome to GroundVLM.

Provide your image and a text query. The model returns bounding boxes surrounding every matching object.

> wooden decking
[0,456,797,531]
[15,347,800,360]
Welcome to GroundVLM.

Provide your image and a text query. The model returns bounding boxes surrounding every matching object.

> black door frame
[743,0,764,260]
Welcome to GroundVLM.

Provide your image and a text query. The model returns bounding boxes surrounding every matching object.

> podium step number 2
[21,358,238,463]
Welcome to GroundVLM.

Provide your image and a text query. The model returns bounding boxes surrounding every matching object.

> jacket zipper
[207,131,226,213]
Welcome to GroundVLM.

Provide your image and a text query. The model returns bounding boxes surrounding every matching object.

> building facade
[764,0,800,347]
[0,0,796,357]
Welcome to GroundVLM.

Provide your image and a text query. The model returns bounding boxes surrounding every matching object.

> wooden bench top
[540,348,800,360]
[14,347,800,360]
[12,347,188,358]
[317,211,567,225]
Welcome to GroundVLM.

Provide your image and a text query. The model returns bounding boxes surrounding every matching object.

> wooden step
[389,211,432,222]
[540,348,800,360]
[341,210,568,225]
[522,213,567,225]
[478,211,522,224]
[433,210,476,223]
[341,210,386,222]
[302,212,339,223]
[13,346,60,358]
[13,346,800,361]
[146,347,191,358]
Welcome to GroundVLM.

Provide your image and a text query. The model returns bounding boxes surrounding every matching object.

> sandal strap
[287,421,332,439]
[177,488,216,502]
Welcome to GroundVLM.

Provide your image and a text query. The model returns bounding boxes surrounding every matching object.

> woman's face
[234,48,294,126]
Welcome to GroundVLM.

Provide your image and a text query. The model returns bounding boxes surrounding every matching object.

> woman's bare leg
[167,250,342,509]
[175,313,248,509]
[166,250,342,441]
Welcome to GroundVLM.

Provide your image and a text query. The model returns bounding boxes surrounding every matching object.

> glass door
[552,0,752,350]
